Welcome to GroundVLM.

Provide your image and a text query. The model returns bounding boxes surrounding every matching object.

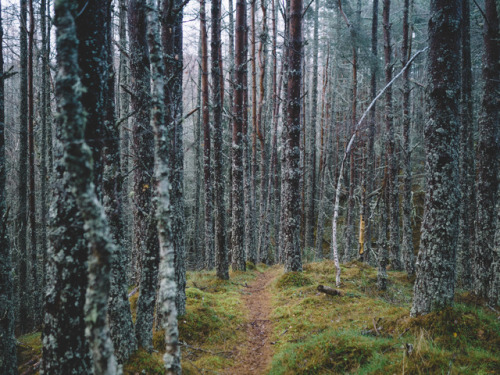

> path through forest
[225,268,278,374]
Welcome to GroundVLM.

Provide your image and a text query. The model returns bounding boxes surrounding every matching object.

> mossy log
[317,285,343,296]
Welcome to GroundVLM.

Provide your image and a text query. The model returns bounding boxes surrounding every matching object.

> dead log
[317,285,343,296]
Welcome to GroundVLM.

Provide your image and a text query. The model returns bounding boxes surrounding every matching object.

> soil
[225,269,277,375]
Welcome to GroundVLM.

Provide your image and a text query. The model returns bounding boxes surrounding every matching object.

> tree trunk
[231,0,247,271]
[0,1,17,370]
[401,0,415,277]
[411,0,461,316]
[456,0,474,289]
[211,0,229,280]
[473,0,499,303]
[283,0,303,272]
[383,0,402,271]
[146,2,182,371]
[304,0,319,253]
[18,0,29,333]
[128,0,159,350]
[200,0,214,269]
[106,0,137,363]
[162,0,186,315]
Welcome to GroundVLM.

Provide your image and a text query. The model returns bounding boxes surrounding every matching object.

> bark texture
[411,0,461,316]
[473,0,499,303]
[0,2,17,370]
[146,3,182,372]
[231,0,247,271]
[128,0,159,350]
[283,0,303,272]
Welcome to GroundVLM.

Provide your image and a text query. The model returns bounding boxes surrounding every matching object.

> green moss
[17,332,42,373]
[123,349,164,374]
[269,329,388,374]
[246,261,256,270]
[276,272,313,289]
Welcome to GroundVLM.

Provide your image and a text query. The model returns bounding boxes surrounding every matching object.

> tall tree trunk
[162,0,187,315]
[73,1,119,372]
[0,1,17,370]
[128,0,158,350]
[107,1,137,364]
[200,0,214,269]
[18,0,29,333]
[363,0,378,265]
[473,0,499,303]
[411,0,461,316]
[27,0,38,328]
[383,0,402,270]
[146,2,182,372]
[40,0,49,303]
[305,0,319,253]
[211,0,229,279]
[401,0,415,276]
[457,0,474,289]
[231,0,247,271]
[283,0,303,272]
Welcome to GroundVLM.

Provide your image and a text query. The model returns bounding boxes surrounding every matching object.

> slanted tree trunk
[401,0,415,277]
[231,0,247,271]
[128,0,159,350]
[473,0,499,303]
[146,2,182,372]
[211,0,229,280]
[411,0,461,316]
[0,2,17,371]
[283,0,303,272]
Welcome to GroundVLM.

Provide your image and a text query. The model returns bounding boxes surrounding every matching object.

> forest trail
[225,267,279,375]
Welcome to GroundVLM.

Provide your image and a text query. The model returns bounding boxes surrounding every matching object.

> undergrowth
[269,260,500,375]
[16,260,499,375]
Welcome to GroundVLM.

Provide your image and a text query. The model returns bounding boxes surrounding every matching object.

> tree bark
[401,0,415,277]
[211,0,229,280]
[128,0,159,350]
[411,0,461,316]
[473,0,499,303]
[231,0,247,271]
[283,0,303,272]
[0,1,17,370]
[146,2,182,371]
[200,0,214,269]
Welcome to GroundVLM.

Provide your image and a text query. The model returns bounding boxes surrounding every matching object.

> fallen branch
[317,285,343,296]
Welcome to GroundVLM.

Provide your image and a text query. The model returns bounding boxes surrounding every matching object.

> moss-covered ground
[16,260,500,374]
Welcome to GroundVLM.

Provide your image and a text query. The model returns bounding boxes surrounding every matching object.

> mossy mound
[276,271,313,289]
[269,329,388,375]
[246,261,256,270]
[385,305,500,352]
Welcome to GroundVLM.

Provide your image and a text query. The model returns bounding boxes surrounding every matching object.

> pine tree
[411,0,461,316]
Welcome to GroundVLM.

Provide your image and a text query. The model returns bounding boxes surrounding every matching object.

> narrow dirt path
[225,268,278,375]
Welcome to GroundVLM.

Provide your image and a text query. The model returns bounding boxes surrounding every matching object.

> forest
[0,0,499,374]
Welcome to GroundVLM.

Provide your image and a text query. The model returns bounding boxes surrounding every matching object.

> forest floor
[223,267,278,374]
[17,261,500,375]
